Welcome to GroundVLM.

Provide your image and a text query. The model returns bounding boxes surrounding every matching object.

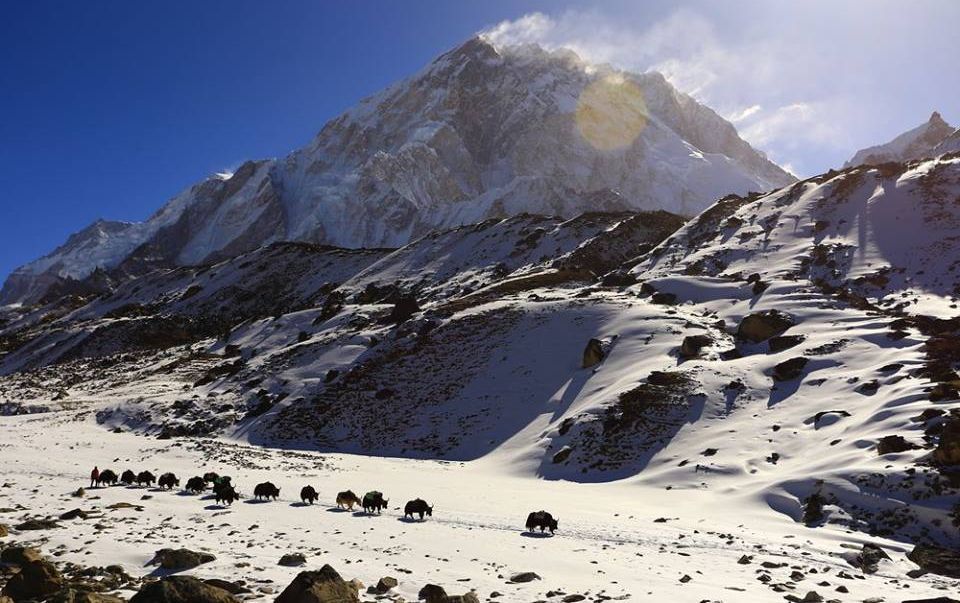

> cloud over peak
[478,4,958,178]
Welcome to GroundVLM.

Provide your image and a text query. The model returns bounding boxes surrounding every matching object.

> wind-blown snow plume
[480,5,960,176]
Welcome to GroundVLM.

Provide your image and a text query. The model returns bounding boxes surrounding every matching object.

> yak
[362,491,388,514]
[185,476,206,494]
[300,485,319,505]
[158,473,180,490]
[136,471,156,487]
[203,472,219,484]
[215,485,239,506]
[120,470,137,485]
[212,478,233,498]
[525,510,558,534]
[404,498,433,521]
[253,482,280,501]
[97,469,118,487]
[336,490,361,510]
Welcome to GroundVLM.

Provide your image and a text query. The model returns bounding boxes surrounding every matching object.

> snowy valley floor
[1,412,957,602]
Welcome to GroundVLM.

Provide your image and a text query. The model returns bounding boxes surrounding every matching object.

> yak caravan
[83,465,545,531]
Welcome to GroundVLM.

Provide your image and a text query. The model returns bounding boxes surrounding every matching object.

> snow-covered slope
[845,111,955,167]
[0,211,679,375]
[1,156,960,599]
[1,37,794,306]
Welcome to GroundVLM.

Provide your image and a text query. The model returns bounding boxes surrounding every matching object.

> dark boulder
[129,576,238,603]
[275,565,359,603]
[418,584,449,603]
[845,543,890,573]
[509,572,541,583]
[768,334,805,353]
[930,382,959,402]
[150,548,215,570]
[581,338,605,368]
[279,553,307,567]
[551,447,572,464]
[907,544,960,578]
[773,357,808,381]
[371,576,398,594]
[600,271,637,287]
[650,292,677,305]
[679,335,712,359]
[812,410,851,427]
[387,295,420,324]
[877,435,919,455]
[1,558,63,600]
[802,492,825,525]
[0,546,43,565]
[719,348,742,361]
[737,310,795,343]
[60,508,88,521]
[15,518,60,530]
[933,413,960,465]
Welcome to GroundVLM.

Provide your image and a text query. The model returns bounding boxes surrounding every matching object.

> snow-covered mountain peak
[845,110,955,167]
[2,37,795,306]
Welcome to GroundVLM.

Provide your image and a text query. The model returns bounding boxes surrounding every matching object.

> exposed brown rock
[130,576,238,603]
[772,357,808,381]
[149,548,215,570]
[275,565,359,603]
[907,544,960,578]
[582,338,605,368]
[2,558,63,600]
[933,413,960,465]
[877,434,919,455]
[737,310,795,343]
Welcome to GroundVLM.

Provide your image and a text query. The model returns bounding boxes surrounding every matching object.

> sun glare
[575,75,649,151]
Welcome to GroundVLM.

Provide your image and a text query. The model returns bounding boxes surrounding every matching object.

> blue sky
[2,0,958,282]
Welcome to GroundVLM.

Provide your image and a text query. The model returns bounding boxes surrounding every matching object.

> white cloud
[478,8,871,175]
[726,105,762,124]
[481,13,554,48]
[740,103,841,148]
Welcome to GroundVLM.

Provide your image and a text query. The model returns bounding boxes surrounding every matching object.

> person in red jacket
[90,466,99,488]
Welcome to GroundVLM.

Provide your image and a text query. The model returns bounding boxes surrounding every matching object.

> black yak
[336,490,361,510]
[136,471,156,487]
[215,485,239,506]
[525,510,558,534]
[404,498,433,521]
[120,470,137,485]
[185,476,206,494]
[97,469,118,487]
[203,472,219,484]
[211,477,233,497]
[300,485,319,505]
[253,482,280,501]
[362,491,388,514]
[158,473,180,490]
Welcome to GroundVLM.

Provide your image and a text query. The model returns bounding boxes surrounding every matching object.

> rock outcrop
[275,565,359,603]
[129,576,238,603]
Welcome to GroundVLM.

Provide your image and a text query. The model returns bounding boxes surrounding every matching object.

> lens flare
[575,75,648,151]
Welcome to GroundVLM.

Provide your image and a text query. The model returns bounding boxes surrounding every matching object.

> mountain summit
[1,37,794,306]
[845,111,956,167]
